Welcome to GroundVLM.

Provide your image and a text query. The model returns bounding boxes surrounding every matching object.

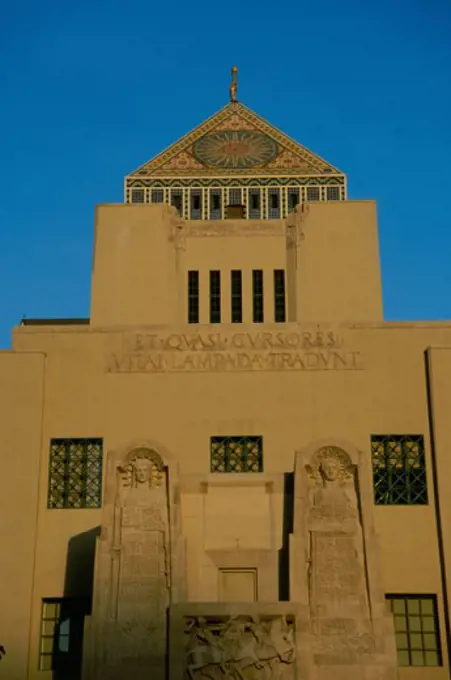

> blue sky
[0,0,450,348]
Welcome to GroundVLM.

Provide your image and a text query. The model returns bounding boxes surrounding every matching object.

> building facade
[1,74,451,680]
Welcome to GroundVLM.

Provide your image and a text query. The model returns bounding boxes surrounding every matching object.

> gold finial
[229,65,238,102]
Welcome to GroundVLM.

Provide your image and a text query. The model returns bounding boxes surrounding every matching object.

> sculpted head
[319,456,341,482]
[133,457,153,486]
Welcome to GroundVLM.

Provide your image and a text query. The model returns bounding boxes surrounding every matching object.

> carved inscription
[106,330,364,374]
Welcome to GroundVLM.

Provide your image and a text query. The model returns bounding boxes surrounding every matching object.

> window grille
[211,436,263,472]
[39,599,67,671]
[210,189,222,219]
[268,189,280,219]
[229,188,242,205]
[48,439,103,509]
[171,189,183,216]
[288,188,300,212]
[210,271,221,323]
[371,435,428,505]
[190,189,202,219]
[131,189,144,203]
[151,189,164,203]
[306,187,320,202]
[39,598,89,671]
[231,270,242,323]
[386,595,442,667]
[252,270,264,323]
[188,271,199,323]
[249,189,261,219]
[274,270,286,322]
[326,186,340,201]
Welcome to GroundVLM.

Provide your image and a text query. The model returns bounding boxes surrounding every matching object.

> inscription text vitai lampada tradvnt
[106,330,364,374]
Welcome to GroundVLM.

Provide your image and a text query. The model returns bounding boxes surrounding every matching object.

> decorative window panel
[249,188,261,219]
[371,435,428,505]
[306,187,320,202]
[386,595,442,667]
[48,439,103,509]
[326,186,340,201]
[211,436,263,473]
[131,189,144,203]
[268,188,280,219]
[171,189,183,216]
[190,189,202,219]
[228,188,242,205]
[288,188,300,212]
[151,189,164,203]
[210,189,222,219]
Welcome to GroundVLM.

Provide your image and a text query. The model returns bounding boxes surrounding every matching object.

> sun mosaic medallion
[192,130,278,169]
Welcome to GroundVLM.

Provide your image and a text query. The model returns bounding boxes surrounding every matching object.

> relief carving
[307,446,357,523]
[185,616,295,680]
[168,206,186,250]
[285,204,309,267]
[291,441,399,676]
[114,449,170,619]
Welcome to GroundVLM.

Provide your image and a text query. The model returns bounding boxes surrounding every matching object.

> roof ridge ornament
[229,65,238,103]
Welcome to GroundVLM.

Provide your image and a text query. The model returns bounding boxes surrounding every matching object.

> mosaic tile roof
[126,102,344,179]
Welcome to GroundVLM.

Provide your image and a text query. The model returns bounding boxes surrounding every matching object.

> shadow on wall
[52,526,100,680]
[279,472,294,601]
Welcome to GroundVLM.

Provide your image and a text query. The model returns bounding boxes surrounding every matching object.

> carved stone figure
[184,615,295,680]
[83,441,186,680]
[290,440,399,679]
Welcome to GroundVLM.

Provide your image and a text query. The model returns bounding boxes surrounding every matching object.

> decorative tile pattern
[48,438,103,509]
[127,176,345,189]
[127,102,343,178]
[193,130,278,169]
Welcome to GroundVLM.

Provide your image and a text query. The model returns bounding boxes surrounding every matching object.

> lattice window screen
[211,436,263,472]
[48,439,103,509]
[371,435,428,505]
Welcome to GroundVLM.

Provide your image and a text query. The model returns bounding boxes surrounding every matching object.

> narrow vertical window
[210,189,221,219]
[268,189,280,218]
[231,271,242,323]
[249,189,261,219]
[288,188,300,213]
[210,271,221,323]
[252,270,264,323]
[274,270,286,323]
[171,189,183,216]
[190,189,202,219]
[188,271,199,324]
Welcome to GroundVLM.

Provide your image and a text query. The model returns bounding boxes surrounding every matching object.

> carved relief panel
[184,615,296,680]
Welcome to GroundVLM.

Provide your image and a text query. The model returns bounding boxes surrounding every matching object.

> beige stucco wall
[90,201,383,329]
[6,320,451,677]
[1,202,449,678]
[0,351,45,680]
